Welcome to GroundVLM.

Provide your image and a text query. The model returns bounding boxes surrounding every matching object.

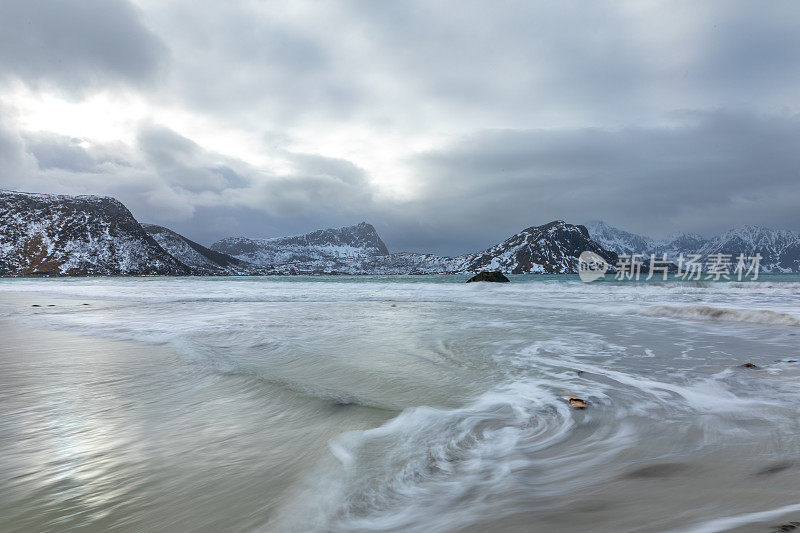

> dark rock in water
[466,271,510,283]
[739,363,759,369]
[773,522,800,532]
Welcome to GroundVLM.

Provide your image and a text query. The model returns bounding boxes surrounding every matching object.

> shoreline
[2,280,800,532]
[0,295,394,531]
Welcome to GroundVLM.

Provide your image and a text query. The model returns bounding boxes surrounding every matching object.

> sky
[2,0,800,255]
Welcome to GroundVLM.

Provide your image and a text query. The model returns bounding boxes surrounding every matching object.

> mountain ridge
[142,224,260,275]
[2,189,799,276]
[587,221,800,273]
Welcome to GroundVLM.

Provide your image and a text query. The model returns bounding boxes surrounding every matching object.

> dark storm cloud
[138,1,800,130]
[0,0,165,92]
[0,111,27,174]
[145,0,359,127]
[4,1,800,252]
[24,133,104,173]
[136,124,245,193]
[387,110,800,255]
[133,124,373,217]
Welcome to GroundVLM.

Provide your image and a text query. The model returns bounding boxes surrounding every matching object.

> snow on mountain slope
[210,222,389,266]
[585,220,657,256]
[655,233,711,258]
[696,225,800,273]
[142,224,259,275]
[216,220,617,275]
[587,220,800,272]
[6,188,796,277]
[261,252,462,275]
[0,190,189,276]
[456,220,618,274]
[778,241,800,272]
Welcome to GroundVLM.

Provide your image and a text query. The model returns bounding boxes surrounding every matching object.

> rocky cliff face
[211,222,390,267]
[0,190,189,276]
[142,224,258,275]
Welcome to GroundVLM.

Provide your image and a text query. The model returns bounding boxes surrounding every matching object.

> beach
[1,276,800,532]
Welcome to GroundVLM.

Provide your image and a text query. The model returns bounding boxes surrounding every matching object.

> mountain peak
[211,221,389,266]
[459,220,617,274]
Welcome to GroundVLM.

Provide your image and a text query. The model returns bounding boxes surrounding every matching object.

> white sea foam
[2,275,800,531]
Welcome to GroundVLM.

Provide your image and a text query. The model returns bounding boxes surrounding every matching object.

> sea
[1,274,799,532]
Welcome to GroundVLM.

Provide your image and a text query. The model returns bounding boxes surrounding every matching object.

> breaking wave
[643,305,800,326]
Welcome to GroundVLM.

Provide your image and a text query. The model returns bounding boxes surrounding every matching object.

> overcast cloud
[1,0,800,255]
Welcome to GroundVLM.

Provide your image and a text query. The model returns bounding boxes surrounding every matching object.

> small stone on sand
[567,396,587,409]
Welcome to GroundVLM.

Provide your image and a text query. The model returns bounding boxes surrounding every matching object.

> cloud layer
[2,1,800,254]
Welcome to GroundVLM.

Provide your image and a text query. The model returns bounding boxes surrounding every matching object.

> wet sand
[2,282,800,532]
[0,292,393,532]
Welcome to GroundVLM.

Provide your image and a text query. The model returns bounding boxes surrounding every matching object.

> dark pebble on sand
[755,461,794,477]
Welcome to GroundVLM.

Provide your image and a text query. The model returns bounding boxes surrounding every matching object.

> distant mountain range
[585,221,800,273]
[212,220,618,275]
[1,189,798,276]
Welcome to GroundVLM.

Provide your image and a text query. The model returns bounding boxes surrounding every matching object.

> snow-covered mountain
[256,220,617,275]
[211,222,390,267]
[4,188,796,277]
[696,225,800,273]
[587,221,800,272]
[142,224,259,275]
[454,220,617,274]
[585,220,658,257]
[0,190,189,276]
[655,233,711,259]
